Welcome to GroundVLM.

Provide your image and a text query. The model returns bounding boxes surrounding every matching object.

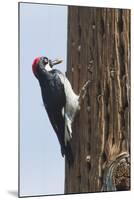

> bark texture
[65,6,130,194]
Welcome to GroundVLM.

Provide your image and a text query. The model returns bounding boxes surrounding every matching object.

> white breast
[57,73,79,145]
[57,73,79,119]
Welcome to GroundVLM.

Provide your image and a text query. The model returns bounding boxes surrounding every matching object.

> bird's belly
[65,94,79,120]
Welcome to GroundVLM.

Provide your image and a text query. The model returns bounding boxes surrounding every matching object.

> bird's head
[32,56,63,76]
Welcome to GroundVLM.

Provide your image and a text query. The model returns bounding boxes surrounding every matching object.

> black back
[38,69,66,152]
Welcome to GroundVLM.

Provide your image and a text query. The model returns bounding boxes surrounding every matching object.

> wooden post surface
[65,6,130,194]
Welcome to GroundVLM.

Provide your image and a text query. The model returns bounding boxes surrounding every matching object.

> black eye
[43,57,48,64]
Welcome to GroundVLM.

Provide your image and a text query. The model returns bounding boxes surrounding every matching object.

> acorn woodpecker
[32,56,90,164]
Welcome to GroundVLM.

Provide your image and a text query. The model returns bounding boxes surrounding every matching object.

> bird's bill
[49,58,63,67]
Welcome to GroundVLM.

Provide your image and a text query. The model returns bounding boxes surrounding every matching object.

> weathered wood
[65,6,130,194]
[102,152,130,191]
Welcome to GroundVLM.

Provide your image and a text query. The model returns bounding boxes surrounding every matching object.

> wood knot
[110,70,116,79]
[92,24,96,29]
[89,60,94,64]
[71,67,74,72]
[88,62,94,73]
[78,65,81,69]
[77,45,81,52]
[87,106,91,112]
[72,41,76,46]
[122,74,128,86]
[86,155,91,163]
[97,94,104,103]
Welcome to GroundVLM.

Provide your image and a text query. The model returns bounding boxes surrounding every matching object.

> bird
[32,56,90,164]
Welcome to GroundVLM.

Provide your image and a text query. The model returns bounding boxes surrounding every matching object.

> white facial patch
[45,63,52,71]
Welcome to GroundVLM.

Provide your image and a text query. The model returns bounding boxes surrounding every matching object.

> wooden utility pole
[65,6,130,193]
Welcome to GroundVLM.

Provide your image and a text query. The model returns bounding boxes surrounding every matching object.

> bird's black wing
[46,108,66,155]
[40,69,74,163]
[41,70,66,154]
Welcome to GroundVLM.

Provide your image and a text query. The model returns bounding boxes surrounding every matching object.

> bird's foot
[78,80,91,104]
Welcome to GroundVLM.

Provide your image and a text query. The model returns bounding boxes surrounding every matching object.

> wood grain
[65,6,130,194]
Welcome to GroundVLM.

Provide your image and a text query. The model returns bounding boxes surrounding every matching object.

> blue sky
[19,3,67,196]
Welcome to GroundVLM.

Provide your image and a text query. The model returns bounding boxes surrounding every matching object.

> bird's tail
[64,143,74,166]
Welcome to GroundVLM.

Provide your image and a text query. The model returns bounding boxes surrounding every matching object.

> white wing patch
[64,114,72,146]
[57,73,79,146]
[62,107,64,117]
